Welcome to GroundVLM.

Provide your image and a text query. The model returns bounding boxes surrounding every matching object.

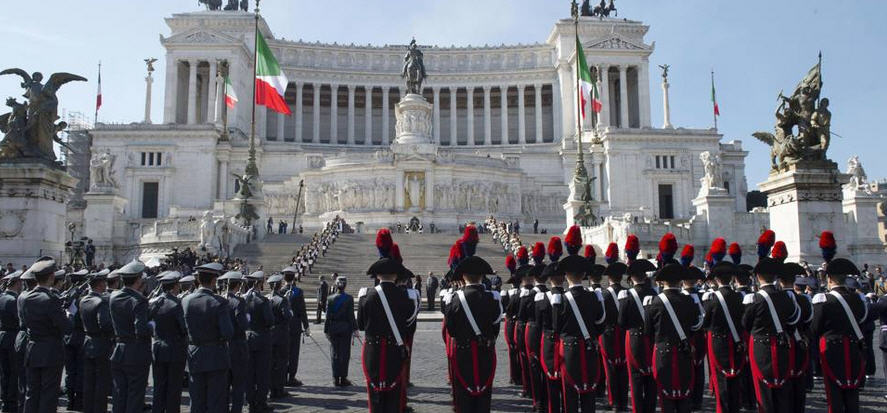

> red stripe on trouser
[471,341,480,392]
[709,351,723,413]
[770,337,779,383]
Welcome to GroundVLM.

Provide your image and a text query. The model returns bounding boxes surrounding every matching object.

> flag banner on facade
[95,65,102,112]
[225,76,238,109]
[576,35,601,120]
[255,32,290,115]
[711,72,720,116]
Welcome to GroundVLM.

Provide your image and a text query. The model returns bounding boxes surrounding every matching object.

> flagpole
[246,0,260,178]
[94,61,101,126]
[711,69,718,131]
[572,2,583,160]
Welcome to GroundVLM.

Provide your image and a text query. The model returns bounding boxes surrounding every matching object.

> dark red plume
[547,237,563,262]
[710,238,727,263]
[390,243,403,263]
[819,231,836,262]
[658,233,678,262]
[624,234,640,262]
[448,241,463,269]
[757,229,776,258]
[461,225,479,244]
[605,242,619,265]
[728,242,742,264]
[376,228,393,258]
[564,225,583,255]
[680,245,695,267]
[705,250,714,267]
[505,254,517,274]
[584,245,596,263]
[531,242,546,265]
[771,241,787,262]
[516,246,529,266]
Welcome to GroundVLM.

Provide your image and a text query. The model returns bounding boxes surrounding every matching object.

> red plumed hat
[658,233,678,262]
[605,242,619,265]
[461,225,479,244]
[547,237,563,262]
[710,238,727,263]
[624,234,640,262]
[376,228,393,258]
[705,250,714,267]
[448,241,463,269]
[564,225,583,255]
[757,229,776,258]
[680,245,695,267]
[728,242,742,265]
[771,241,787,262]
[390,243,403,263]
[584,245,596,263]
[505,254,517,274]
[516,246,529,266]
[819,231,837,262]
[531,242,546,265]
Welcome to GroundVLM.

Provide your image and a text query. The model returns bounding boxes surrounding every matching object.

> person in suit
[444,256,501,413]
[220,271,250,413]
[425,273,439,312]
[741,258,801,413]
[109,260,152,413]
[316,275,329,325]
[0,270,22,413]
[703,262,747,413]
[148,271,188,413]
[79,269,114,413]
[645,263,703,413]
[281,267,307,388]
[267,273,292,398]
[618,259,658,413]
[244,271,274,413]
[182,263,234,413]
[811,258,868,413]
[324,276,357,387]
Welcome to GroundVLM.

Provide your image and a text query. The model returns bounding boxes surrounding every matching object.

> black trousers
[14,347,24,413]
[83,356,111,413]
[453,387,491,413]
[0,346,16,412]
[64,343,83,402]
[528,357,547,409]
[245,348,271,408]
[823,378,859,413]
[110,362,149,413]
[739,365,756,410]
[286,333,300,378]
[789,377,806,413]
[23,365,62,413]
[689,360,704,407]
[752,379,793,413]
[546,377,562,413]
[329,334,351,379]
[709,368,740,413]
[426,293,435,311]
[368,389,400,413]
[562,383,595,413]
[151,360,185,413]
[603,361,628,409]
[188,369,227,413]
[271,337,289,392]
[628,369,656,413]
[228,340,249,413]
[315,304,324,325]
[659,397,691,413]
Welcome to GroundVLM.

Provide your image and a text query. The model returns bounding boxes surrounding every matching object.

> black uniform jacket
[811,286,867,388]
[701,286,746,377]
[558,285,605,391]
[444,284,501,393]
[645,288,700,397]
[741,284,800,387]
[80,291,114,360]
[618,283,657,373]
[357,282,414,391]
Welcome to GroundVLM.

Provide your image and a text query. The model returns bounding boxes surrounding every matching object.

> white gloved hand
[67,302,78,316]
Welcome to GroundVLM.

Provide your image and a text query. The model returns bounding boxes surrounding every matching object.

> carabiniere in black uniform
[702,262,746,413]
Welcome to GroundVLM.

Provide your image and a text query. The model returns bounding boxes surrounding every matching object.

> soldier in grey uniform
[244,271,274,413]
[282,267,308,388]
[182,263,233,413]
[148,271,187,413]
[79,269,113,413]
[109,261,152,413]
[323,275,357,387]
[63,268,89,411]
[0,270,22,412]
[13,270,33,413]
[219,271,250,413]
[267,274,292,399]
[19,257,72,413]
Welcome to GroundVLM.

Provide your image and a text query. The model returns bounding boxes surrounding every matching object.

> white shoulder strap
[564,291,592,340]
[757,290,784,334]
[629,288,646,323]
[714,291,740,343]
[658,293,687,341]
[457,291,482,336]
[829,291,864,340]
[374,285,404,346]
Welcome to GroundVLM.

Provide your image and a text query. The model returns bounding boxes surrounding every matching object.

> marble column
[295,82,304,142]
[500,85,508,144]
[365,86,373,145]
[277,112,285,141]
[347,85,356,145]
[619,65,629,128]
[144,72,154,124]
[382,87,390,145]
[330,84,339,143]
[599,66,610,128]
[432,87,441,144]
[517,85,526,144]
[661,78,673,129]
[449,87,458,145]
[638,62,651,128]
[187,59,199,124]
[466,88,475,145]
[219,160,228,199]
[312,82,320,143]
[534,83,543,143]
[483,86,492,145]
[207,60,218,124]
[163,58,177,123]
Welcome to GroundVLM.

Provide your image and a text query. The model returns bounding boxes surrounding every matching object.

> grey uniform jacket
[18,286,72,367]
[109,287,152,366]
[79,291,114,360]
[182,287,234,373]
[149,292,188,364]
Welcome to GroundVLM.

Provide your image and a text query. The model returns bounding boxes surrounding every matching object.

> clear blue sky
[2,0,885,187]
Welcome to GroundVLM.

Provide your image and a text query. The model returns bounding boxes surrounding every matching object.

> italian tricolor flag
[255,32,290,115]
[711,73,720,116]
[224,76,238,109]
[576,35,601,121]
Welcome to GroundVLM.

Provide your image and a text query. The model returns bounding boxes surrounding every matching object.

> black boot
[340,377,352,387]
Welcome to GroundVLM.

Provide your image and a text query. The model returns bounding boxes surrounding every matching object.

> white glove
[67,302,78,316]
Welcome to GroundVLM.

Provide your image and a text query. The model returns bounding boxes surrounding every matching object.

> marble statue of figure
[700,151,723,189]
[846,155,868,190]
[198,210,217,250]
[407,174,422,209]
[89,150,118,190]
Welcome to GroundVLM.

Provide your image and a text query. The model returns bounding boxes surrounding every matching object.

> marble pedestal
[0,163,78,264]
[391,94,436,155]
[692,188,735,241]
[842,187,885,265]
[219,197,266,240]
[759,162,848,263]
[82,192,128,264]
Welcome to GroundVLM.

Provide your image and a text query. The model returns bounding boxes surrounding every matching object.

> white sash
[658,293,687,341]
[829,291,863,340]
[714,291,740,343]
[606,287,620,316]
[757,290,784,334]
[374,285,404,346]
[629,288,646,323]
[564,291,591,340]
[457,291,482,336]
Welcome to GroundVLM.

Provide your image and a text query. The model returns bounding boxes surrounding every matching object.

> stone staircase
[232,232,312,271]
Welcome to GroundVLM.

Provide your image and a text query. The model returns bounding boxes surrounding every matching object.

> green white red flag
[711,72,720,116]
[225,76,238,109]
[576,35,601,121]
[255,32,290,115]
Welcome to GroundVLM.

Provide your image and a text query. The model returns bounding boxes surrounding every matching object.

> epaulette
[358,287,368,299]
[149,296,162,305]
[548,292,562,305]
[812,293,827,305]
[508,288,518,297]
[642,295,654,306]
[534,292,545,302]
[617,290,629,300]
[443,292,454,306]
[490,291,501,301]
[702,291,714,302]
[439,289,448,297]
[742,293,755,305]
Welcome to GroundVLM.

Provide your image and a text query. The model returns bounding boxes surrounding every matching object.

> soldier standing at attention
[79,269,114,413]
[109,261,152,413]
[268,273,292,398]
[148,271,188,413]
[537,237,564,413]
[618,246,658,413]
[521,242,548,411]
[282,267,307,388]
[182,263,234,413]
[64,268,89,411]
[244,271,274,413]
[324,275,357,387]
[702,262,747,413]
[220,271,250,413]
[0,270,22,413]
[601,256,629,411]
[316,275,329,325]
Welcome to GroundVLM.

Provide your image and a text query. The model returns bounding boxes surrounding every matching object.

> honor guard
[681,261,708,411]
[703,261,747,413]
[148,271,188,413]
[396,264,420,413]
[244,271,274,413]
[520,242,548,411]
[109,260,152,413]
[445,256,501,413]
[64,267,89,411]
[511,247,534,399]
[358,229,414,413]
[558,247,607,412]
[79,269,113,413]
[645,263,703,413]
[323,275,357,387]
[0,270,21,412]
[812,258,867,413]
[585,253,609,399]
[219,271,250,413]
[780,262,813,412]
[281,267,308,388]
[741,257,801,412]
[15,268,34,413]
[501,254,521,387]
[182,263,234,413]
[601,249,629,411]
[733,263,758,411]
[538,237,565,413]
[618,237,658,413]
[267,273,292,399]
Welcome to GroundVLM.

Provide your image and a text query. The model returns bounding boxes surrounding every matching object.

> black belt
[189,339,227,346]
